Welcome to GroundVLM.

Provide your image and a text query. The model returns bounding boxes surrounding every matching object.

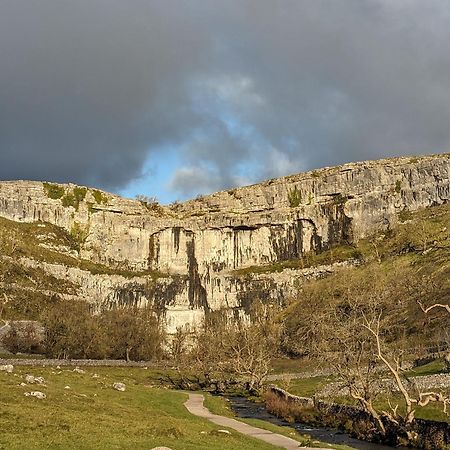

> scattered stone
[73,367,85,374]
[113,382,126,392]
[64,386,71,390]
[150,447,173,450]
[19,382,26,386]
[25,375,45,384]
[217,429,231,435]
[25,375,35,383]
[92,373,100,378]
[200,431,207,435]
[24,391,46,399]
[56,365,61,369]
[0,364,13,373]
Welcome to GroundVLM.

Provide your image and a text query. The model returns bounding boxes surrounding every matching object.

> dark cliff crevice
[322,200,353,247]
[186,232,209,311]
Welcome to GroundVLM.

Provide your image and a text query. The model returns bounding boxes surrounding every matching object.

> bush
[40,299,165,361]
[92,189,108,205]
[43,182,64,199]
[2,321,44,354]
[287,186,302,207]
[70,222,90,250]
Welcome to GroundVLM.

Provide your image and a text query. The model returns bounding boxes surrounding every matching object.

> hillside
[0,153,449,333]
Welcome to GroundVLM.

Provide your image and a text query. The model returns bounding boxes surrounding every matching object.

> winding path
[184,393,331,450]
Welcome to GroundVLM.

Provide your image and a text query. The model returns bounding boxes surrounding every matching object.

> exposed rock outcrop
[0,154,449,330]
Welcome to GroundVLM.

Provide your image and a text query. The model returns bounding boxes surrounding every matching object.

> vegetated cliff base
[0,153,449,331]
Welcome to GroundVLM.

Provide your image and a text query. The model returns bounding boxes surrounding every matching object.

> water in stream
[228,396,412,450]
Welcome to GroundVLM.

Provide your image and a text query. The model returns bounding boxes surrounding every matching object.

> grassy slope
[0,366,281,450]
[279,202,450,356]
[0,217,165,321]
[0,216,164,279]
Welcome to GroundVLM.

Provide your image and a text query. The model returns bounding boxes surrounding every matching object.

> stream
[227,396,412,450]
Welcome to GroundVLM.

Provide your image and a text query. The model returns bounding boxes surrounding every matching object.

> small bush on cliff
[92,189,108,205]
[70,222,90,250]
[60,187,88,210]
[135,194,164,215]
[61,192,76,208]
[43,182,64,199]
[287,186,302,207]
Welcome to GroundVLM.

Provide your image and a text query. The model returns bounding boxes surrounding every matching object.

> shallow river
[227,396,412,450]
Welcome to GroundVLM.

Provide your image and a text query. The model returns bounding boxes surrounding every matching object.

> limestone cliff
[0,154,449,331]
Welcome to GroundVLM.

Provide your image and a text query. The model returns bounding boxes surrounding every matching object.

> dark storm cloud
[1,1,450,196]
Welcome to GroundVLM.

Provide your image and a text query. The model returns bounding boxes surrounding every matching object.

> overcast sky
[1,1,450,203]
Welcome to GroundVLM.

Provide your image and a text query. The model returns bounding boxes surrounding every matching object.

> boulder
[24,391,46,399]
[0,364,13,373]
[113,382,126,392]
[25,374,45,384]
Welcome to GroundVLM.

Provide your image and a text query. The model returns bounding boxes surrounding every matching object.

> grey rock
[113,382,126,392]
[0,154,449,331]
[24,391,46,399]
[25,375,45,384]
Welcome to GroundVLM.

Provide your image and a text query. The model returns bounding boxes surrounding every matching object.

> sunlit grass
[0,366,281,450]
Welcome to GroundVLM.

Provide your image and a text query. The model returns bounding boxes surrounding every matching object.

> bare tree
[176,302,282,393]
[363,313,450,429]
[0,293,8,323]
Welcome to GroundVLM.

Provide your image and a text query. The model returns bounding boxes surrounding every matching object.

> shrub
[70,222,90,250]
[287,186,302,207]
[61,192,76,208]
[398,209,413,222]
[43,182,64,199]
[73,187,87,205]
[135,194,164,215]
[92,189,108,205]
[2,321,44,354]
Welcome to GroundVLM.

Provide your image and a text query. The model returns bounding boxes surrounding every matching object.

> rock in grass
[151,447,173,450]
[0,364,13,373]
[24,391,46,399]
[25,375,45,384]
[73,367,86,374]
[217,429,231,435]
[113,382,126,392]
[25,375,35,383]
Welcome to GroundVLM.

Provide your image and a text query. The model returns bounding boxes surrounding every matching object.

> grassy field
[0,366,282,450]
[271,375,332,398]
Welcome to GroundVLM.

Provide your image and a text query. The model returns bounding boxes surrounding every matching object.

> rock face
[0,154,449,331]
